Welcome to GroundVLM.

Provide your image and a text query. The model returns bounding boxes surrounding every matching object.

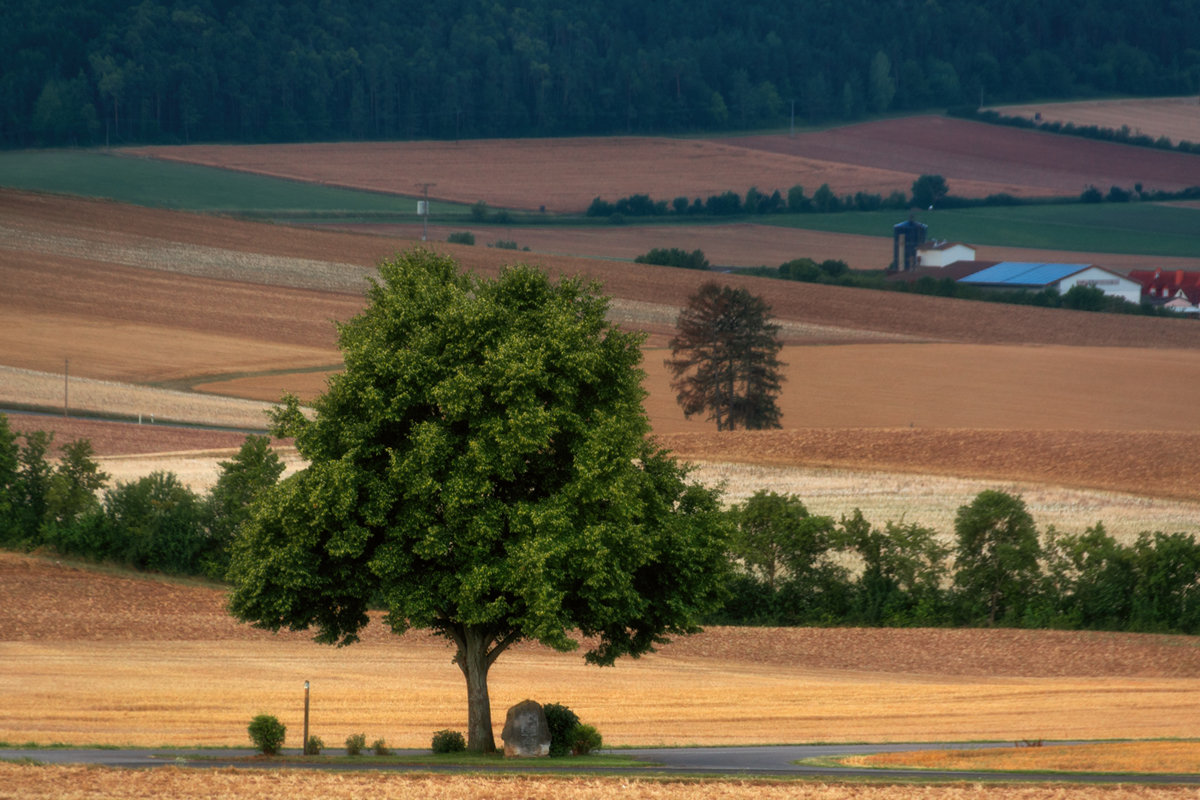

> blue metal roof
[959,262,1093,286]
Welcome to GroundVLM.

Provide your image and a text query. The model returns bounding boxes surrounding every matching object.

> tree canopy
[7,0,1200,146]
[666,282,785,431]
[227,249,730,752]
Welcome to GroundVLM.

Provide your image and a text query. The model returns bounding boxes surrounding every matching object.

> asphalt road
[4,742,1199,784]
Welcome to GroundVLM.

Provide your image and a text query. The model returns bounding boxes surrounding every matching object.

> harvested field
[7,188,1200,515]
[845,741,1200,775]
[339,220,1200,273]
[126,116,1200,214]
[5,766,1197,800]
[124,137,929,214]
[727,116,1200,199]
[992,97,1200,146]
[3,553,1200,751]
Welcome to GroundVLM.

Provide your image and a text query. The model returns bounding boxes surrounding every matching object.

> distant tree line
[952,106,1200,156]
[7,0,1200,147]
[0,414,282,580]
[589,178,1200,223]
[714,489,1200,634]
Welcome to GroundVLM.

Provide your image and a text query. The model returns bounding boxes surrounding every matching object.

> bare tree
[666,282,784,430]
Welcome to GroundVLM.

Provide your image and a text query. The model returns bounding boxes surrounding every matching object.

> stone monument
[500,699,551,757]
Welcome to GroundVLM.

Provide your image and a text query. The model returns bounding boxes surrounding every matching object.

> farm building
[917,241,976,268]
[891,217,928,272]
[959,262,1143,304]
[1129,269,1200,314]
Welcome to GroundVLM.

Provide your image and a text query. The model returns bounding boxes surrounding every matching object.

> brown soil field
[7,188,1200,508]
[727,116,1200,198]
[126,115,1200,213]
[992,97,1200,146]
[5,767,1197,800]
[4,552,1200,753]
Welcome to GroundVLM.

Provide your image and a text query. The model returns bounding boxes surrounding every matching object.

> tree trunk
[456,626,496,753]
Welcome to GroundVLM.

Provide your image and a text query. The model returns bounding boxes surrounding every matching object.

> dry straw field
[992,96,1200,146]
[6,766,1199,800]
[4,552,1200,754]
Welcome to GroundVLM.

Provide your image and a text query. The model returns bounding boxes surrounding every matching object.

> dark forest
[6,0,1200,147]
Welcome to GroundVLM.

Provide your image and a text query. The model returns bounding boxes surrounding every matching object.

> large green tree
[666,282,785,431]
[952,490,1042,626]
[228,249,730,753]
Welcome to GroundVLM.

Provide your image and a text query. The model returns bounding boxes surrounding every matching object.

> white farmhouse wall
[1056,267,1142,304]
[917,244,976,268]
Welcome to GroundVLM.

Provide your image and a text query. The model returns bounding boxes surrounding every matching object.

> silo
[892,216,928,271]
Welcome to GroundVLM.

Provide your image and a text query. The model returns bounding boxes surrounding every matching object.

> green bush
[541,703,580,757]
[371,737,391,756]
[492,239,518,250]
[247,714,286,755]
[447,231,475,245]
[570,723,602,755]
[344,732,366,756]
[431,729,466,753]
[304,734,323,755]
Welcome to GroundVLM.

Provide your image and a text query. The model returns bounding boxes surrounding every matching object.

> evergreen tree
[666,282,785,430]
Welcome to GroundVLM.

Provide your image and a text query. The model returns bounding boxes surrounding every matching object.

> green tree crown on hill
[227,249,731,753]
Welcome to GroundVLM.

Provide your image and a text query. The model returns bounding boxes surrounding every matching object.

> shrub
[447,231,475,245]
[634,247,709,271]
[431,729,466,753]
[492,239,518,250]
[304,734,323,755]
[542,703,580,757]
[371,737,390,756]
[247,714,286,755]
[344,732,366,756]
[570,723,602,755]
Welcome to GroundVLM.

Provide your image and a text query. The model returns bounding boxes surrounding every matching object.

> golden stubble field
[991,96,1200,146]
[6,767,1200,800]
[4,552,1200,751]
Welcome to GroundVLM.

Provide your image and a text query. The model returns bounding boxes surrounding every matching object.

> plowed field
[6,188,1200,511]
[126,116,1200,212]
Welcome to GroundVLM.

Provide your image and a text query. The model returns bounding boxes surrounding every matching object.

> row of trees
[0,416,283,579]
[721,489,1200,634]
[8,0,1200,147]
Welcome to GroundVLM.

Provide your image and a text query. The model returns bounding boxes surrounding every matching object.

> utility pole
[416,182,436,241]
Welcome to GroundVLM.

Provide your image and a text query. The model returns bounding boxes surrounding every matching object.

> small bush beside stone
[542,703,580,757]
[570,723,602,755]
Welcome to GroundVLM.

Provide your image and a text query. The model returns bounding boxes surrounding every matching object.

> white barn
[959,262,1143,304]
